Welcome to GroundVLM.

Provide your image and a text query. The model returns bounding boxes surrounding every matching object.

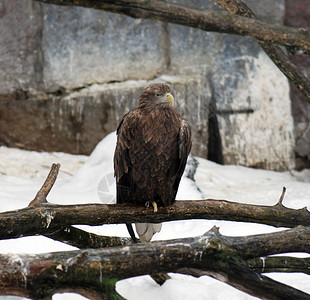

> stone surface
[159,75,211,157]
[0,0,296,170]
[168,0,285,77]
[42,4,168,92]
[245,0,285,23]
[284,0,310,170]
[168,0,220,77]
[0,0,43,96]
[0,76,210,156]
[168,0,294,170]
[212,0,294,170]
[212,35,261,113]
[216,53,295,170]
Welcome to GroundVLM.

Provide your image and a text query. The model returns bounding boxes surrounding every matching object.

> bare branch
[178,265,309,300]
[247,256,310,275]
[275,186,286,207]
[1,228,309,299]
[220,226,310,259]
[2,166,309,252]
[34,0,310,53]
[28,163,60,207]
[44,226,133,248]
[33,0,310,103]
[1,165,310,299]
[214,0,310,104]
[1,198,309,240]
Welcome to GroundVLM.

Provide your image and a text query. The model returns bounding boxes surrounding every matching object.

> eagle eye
[156,94,161,97]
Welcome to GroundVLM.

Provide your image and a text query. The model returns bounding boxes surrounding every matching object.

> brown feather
[114,83,192,207]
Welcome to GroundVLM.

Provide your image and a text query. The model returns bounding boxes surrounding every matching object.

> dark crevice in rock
[160,22,171,72]
[216,109,254,115]
[207,87,223,165]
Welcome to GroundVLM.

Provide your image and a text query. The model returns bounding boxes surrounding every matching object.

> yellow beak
[165,93,174,105]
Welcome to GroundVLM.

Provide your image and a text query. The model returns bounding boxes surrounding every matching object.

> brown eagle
[114,83,192,242]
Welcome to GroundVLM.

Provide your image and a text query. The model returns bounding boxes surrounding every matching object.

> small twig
[275,186,286,207]
[150,273,171,285]
[28,163,60,207]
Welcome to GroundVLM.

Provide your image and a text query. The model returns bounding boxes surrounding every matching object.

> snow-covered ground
[0,132,309,300]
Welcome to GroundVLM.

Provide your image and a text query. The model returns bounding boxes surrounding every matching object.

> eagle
[114,83,192,242]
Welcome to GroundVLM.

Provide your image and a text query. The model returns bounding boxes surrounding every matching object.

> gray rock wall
[0,0,296,170]
[0,0,43,96]
[42,5,168,92]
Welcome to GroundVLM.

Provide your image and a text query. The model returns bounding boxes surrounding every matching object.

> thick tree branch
[35,0,310,53]
[44,226,170,285]
[247,256,310,275]
[45,227,310,275]
[45,226,133,248]
[214,0,310,103]
[1,196,309,240]
[1,228,309,299]
[177,265,309,300]
[3,167,308,245]
[1,165,309,299]
[213,225,310,259]
[32,0,310,103]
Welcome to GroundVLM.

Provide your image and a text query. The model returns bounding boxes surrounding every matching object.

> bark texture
[1,227,309,299]
[0,165,310,299]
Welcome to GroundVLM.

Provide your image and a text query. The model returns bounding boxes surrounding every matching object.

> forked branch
[1,193,309,241]
[0,227,309,299]
[0,158,309,300]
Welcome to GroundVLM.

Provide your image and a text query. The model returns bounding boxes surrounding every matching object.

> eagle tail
[135,223,162,242]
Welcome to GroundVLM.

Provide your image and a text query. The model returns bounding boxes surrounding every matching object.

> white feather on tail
[135,223,162,242]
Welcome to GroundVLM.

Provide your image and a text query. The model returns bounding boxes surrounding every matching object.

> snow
[0,132,309,299]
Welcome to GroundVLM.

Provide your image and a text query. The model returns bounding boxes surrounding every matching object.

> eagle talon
[152,201,158,213]
[145,201,158,213]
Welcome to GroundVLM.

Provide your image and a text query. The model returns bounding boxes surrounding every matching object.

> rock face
[284,0,310,170]
[0,0,43,96]
[42,4,168,92]
[215,52,294,170]
[168,0,294,170]
[0,0,297,170]
[0,76,210,155]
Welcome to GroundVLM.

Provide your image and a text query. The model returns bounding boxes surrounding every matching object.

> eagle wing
[114,110,138,204]
[172,119,192,195]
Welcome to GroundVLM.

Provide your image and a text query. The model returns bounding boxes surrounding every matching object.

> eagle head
[139,83,174,108]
